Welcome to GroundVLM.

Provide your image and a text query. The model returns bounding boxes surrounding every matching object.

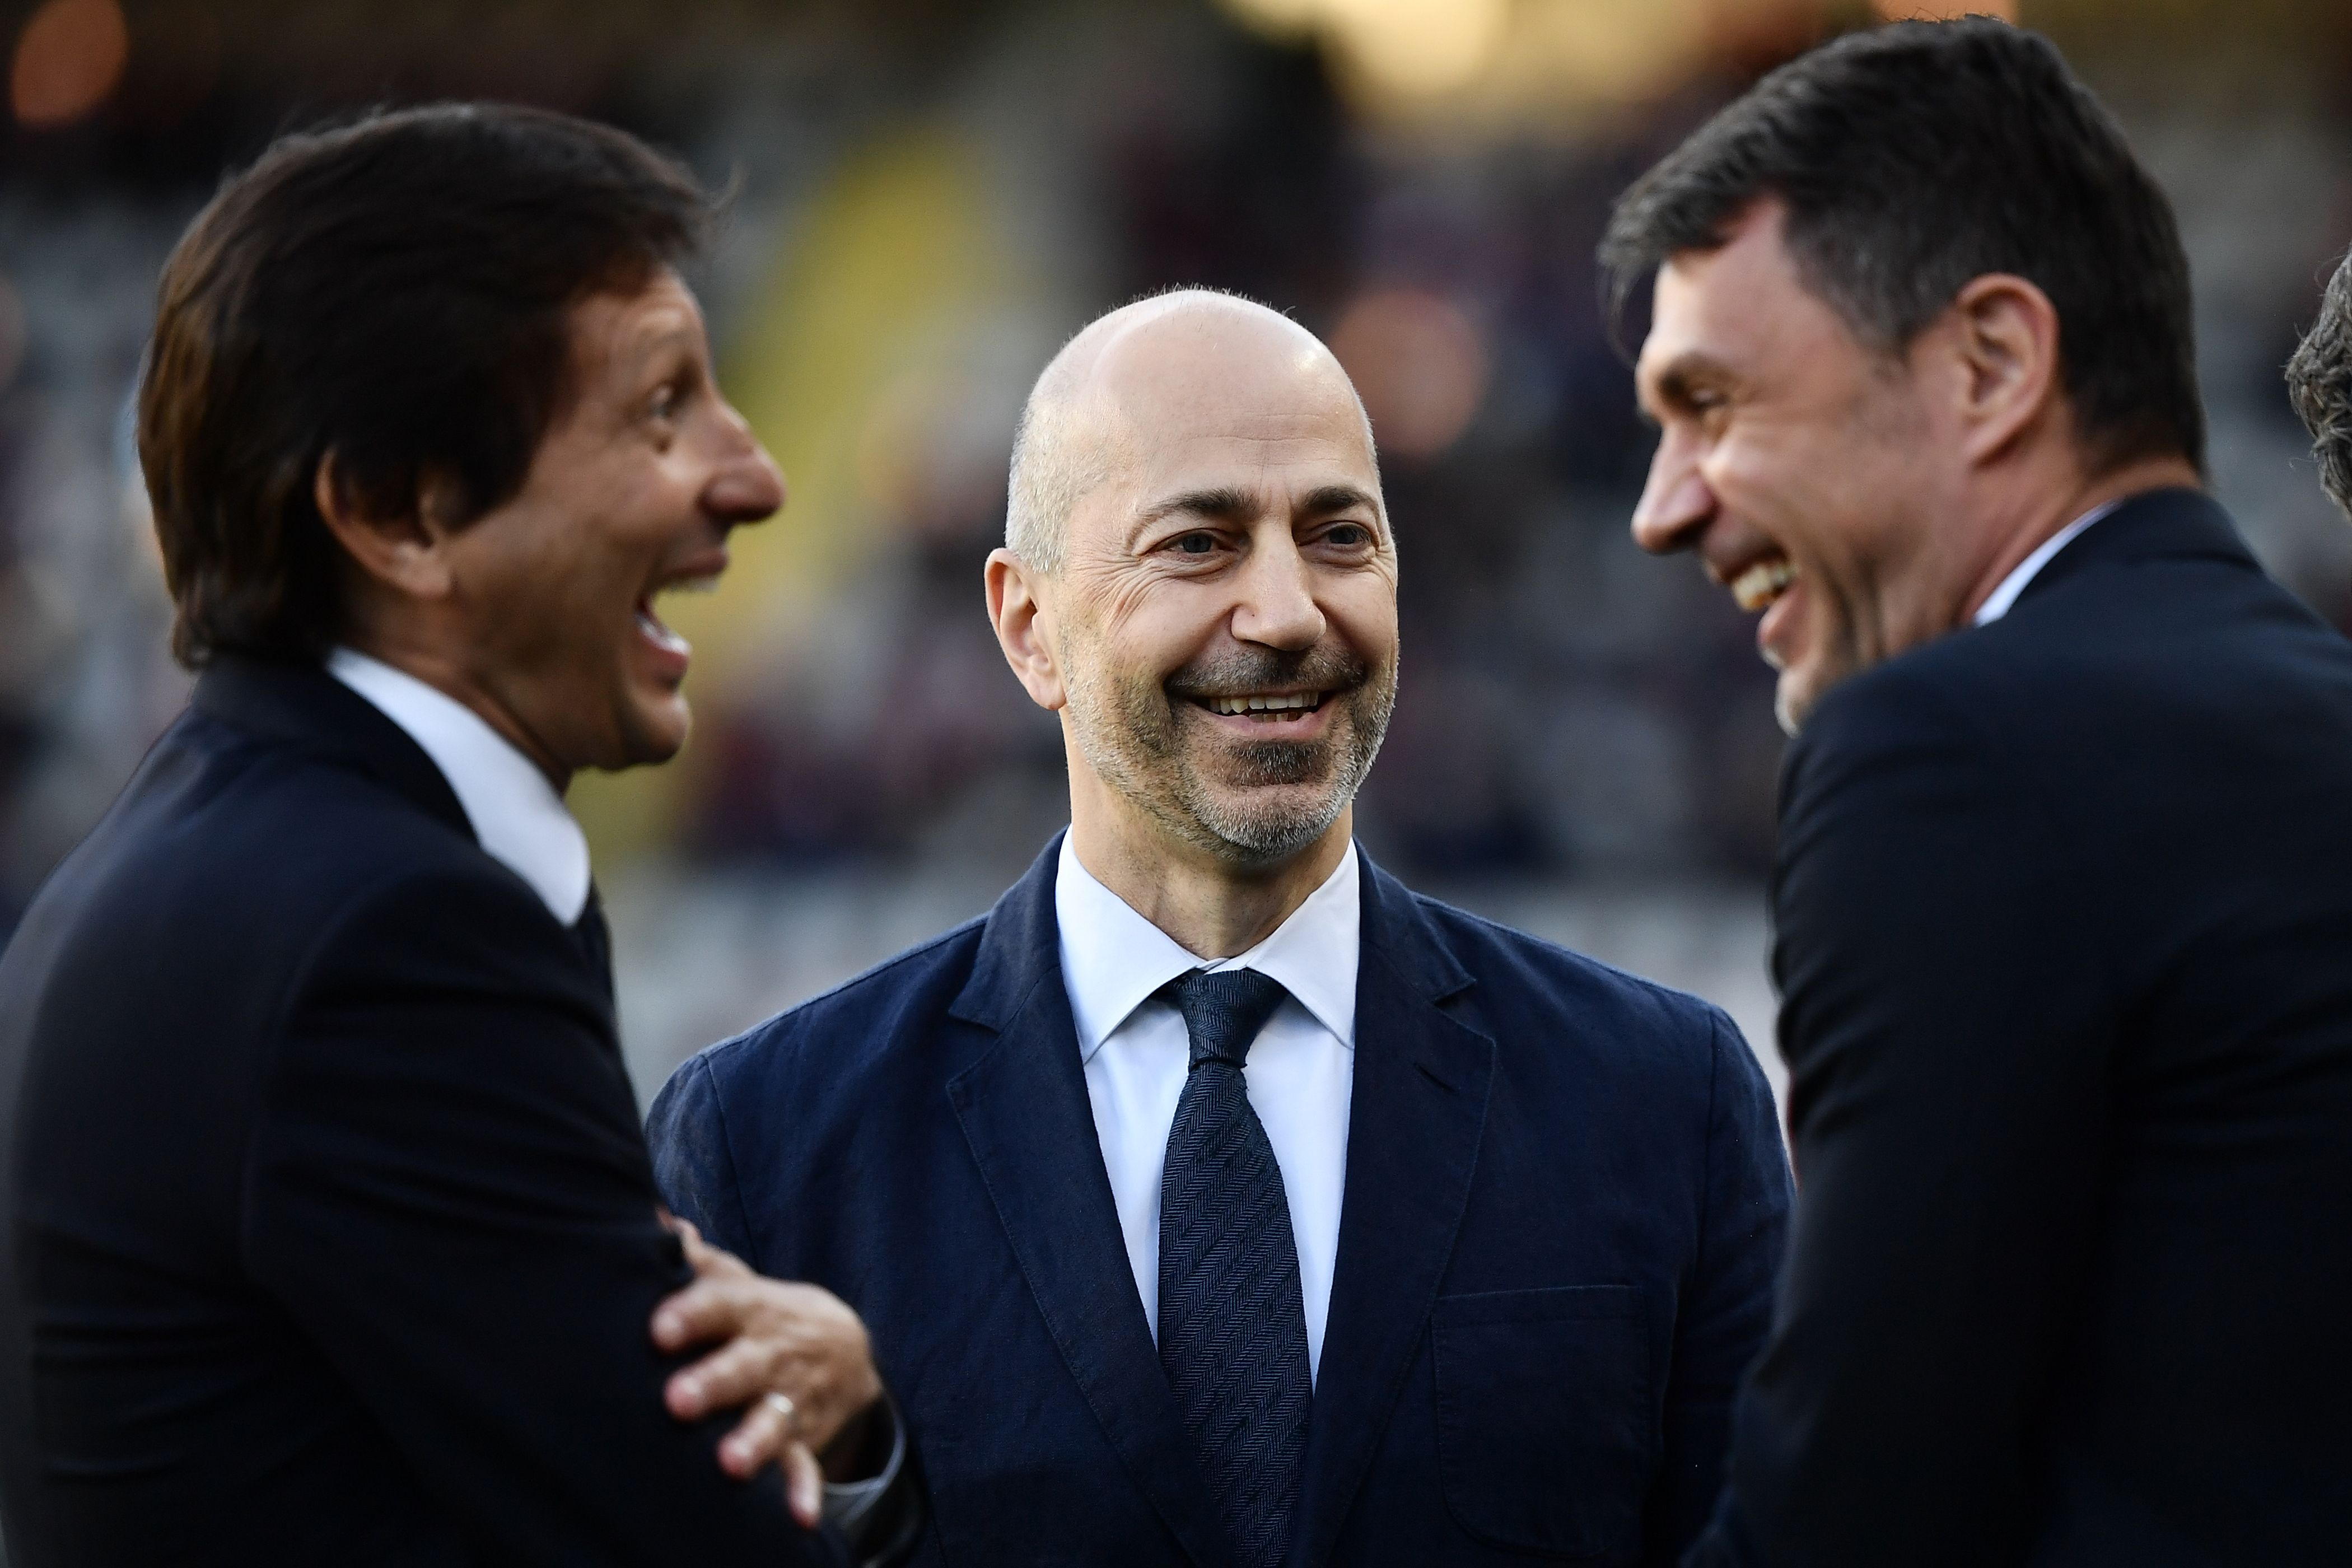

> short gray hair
[2288,249,2352,519]
[1003,351,1120,573]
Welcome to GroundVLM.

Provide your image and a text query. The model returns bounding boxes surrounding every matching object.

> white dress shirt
[325,648,592,925]
[1972,498,2125,626]
[1056,834,1357,1383]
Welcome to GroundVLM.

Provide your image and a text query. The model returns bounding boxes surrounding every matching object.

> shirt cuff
[820,1394,905,1543]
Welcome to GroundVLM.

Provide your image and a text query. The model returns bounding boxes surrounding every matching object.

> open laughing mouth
[1189,690,1329,724]
[1728,555,1796,613]
[633,567,724,662]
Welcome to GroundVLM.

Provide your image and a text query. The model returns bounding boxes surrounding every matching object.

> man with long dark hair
[0,105,917,1566]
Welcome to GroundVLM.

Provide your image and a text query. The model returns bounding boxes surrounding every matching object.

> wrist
[820,1389,889,1482]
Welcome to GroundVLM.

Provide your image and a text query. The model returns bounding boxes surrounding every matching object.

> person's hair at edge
[140,102,718,669]
[2286,250,2352,519]
[1599,15,2206,479]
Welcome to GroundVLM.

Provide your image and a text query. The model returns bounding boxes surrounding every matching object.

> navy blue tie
[1157,967,1312,1568]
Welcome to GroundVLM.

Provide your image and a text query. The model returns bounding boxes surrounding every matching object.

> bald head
[982,286,1399,887]
[1005,289,1375,571]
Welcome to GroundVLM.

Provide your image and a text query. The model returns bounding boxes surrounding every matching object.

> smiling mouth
[1729,556,1797,613]
[1191,690,1329,723]
[634,571,722,657]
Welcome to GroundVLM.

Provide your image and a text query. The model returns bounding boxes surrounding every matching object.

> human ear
[312,454,460,602]
[983,548,1067,713]
[1947,273,2063,466]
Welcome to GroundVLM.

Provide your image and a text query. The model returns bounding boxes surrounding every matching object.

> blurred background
[4,0,2351,1109]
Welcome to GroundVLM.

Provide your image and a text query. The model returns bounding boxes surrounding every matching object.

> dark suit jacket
[1692,489,2352,1566]
[0,656,839,1566]
[648,837,1790,1567]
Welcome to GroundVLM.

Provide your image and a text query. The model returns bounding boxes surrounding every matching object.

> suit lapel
[945,839,1228,1568]
[1291,853,1495,1568]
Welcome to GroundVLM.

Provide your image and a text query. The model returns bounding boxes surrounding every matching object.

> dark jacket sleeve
[647,1036,932,1568]
[1687,674,2108,1566]
[1645,1007,1791,1565]
[647,1051,762,1261]
[240,866,841,1567]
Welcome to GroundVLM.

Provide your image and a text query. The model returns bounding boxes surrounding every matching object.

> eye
[1324,522,1373,548]
[647,385,678,421]
[1170,531,1219,556]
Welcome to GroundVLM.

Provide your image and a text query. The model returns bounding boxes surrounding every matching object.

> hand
[651,1218,886,1528]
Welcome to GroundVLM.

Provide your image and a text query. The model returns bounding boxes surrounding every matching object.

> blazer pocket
[1431,1285,1653,1560]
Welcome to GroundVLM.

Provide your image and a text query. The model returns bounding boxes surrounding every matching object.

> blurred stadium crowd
[4,0,2351,1093]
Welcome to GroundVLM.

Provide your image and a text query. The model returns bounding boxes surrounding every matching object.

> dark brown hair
[1600,18,2205,477]
[140,102,715,667]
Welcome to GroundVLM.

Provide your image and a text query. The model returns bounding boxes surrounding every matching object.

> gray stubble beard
[1064,636,1398,869]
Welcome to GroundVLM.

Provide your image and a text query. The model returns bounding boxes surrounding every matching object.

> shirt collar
[325,648,592,925]
[1054,833,1360,1062]
[1973,497,2126,626]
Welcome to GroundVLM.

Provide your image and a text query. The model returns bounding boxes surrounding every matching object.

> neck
[338,626,572,792]
[1957,452,2203,624]
[1067,789,1352,960]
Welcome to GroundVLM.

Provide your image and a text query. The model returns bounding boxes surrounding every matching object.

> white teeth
[1729,558,1797,613]
[636,573,716,658]
[1205,692,1322,716]
[636,609,689,656]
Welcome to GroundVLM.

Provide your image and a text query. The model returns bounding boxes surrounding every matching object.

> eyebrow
[1140,487,1254,525]
[1299,484,1381,518]
[629,325,699,372]
[1137,483,1382,526]
[1640,353,1727,418]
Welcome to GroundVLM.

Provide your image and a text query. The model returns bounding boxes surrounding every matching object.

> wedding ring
[761,1390,797,1430]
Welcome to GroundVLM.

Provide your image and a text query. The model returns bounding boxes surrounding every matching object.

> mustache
[1162,643,1371,702]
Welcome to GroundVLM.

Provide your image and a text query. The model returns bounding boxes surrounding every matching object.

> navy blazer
[650,840,1790,1566]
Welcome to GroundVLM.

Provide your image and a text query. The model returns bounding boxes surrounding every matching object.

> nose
[703,398,787,528]
[1230,529,1326,651]
[1629,426,1715,557]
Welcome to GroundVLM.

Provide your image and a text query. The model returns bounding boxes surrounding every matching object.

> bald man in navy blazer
[650,292,1790,1567]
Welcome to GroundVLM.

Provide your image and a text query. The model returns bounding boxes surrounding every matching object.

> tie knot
[1165,967,1289,1071]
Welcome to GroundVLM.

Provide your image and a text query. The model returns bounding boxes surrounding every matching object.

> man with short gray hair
[647,288,1791,1567]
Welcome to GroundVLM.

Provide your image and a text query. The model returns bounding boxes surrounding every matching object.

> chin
[1188,781,1350,866]
[616,694,693,769]
[1772,684,1805,738]
[1773,652,1856,737]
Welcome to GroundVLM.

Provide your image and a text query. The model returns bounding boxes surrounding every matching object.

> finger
[718,1390,797,1480]
[665,1333,777,1424]
[651,1273,758,1355]
[785,1442,824,1529]
[676,1220,745,1280]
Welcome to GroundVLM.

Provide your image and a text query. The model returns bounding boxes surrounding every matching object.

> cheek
[1707,421,1819,516]
[1711,422,1888,585]
[453,516,570,625]
[1094,575,1220,675]
[1321,580,1398,664]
